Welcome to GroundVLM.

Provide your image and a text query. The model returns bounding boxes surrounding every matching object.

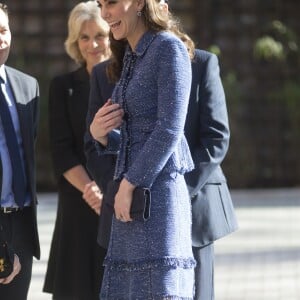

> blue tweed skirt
[100,172,195,300]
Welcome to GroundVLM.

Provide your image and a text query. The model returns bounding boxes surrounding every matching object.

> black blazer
[49,67,91,179]
[0,66,40,259]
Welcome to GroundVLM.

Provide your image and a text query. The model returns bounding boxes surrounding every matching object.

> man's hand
[0,254,21,284]
[83,181,103,215]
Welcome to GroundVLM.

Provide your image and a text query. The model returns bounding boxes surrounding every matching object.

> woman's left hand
[114,178,135,222]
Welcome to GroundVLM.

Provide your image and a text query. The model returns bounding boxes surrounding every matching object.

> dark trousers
[192,243,214,300]
[0,207,34,300]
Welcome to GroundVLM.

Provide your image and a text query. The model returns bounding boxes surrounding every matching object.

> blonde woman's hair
[107,0,194,82]
[65,1,110,65]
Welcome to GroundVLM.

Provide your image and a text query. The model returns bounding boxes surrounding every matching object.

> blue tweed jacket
[100,30,194,188]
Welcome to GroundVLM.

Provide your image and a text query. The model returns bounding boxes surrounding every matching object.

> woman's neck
[127,22,148,51]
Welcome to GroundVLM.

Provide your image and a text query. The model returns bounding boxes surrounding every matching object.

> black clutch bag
[97,180,151,248]
[0,237,14,279]
[105,179,151,221]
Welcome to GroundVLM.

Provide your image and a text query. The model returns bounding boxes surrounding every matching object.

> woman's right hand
[90,99,124,146]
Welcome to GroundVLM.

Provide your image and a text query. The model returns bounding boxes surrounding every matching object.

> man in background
[0,3,40,299]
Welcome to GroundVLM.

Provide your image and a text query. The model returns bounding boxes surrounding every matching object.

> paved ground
[28,188,300,300]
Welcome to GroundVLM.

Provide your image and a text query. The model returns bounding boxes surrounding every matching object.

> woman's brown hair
[106,0,194,82]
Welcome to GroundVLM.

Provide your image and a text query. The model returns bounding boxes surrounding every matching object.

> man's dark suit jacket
[184,49,238,247]
[85,60,115,196]
[0,66,40,259]
[85,50,238,248]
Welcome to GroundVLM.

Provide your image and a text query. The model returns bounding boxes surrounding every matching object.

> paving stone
[28,189,300,300]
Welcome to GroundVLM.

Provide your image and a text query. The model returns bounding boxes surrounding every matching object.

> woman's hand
[90,99,124,146]
[114,178,135,222]
[0,254,21,284]
[83,181,103,215]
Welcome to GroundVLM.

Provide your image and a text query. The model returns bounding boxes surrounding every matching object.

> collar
[0,65,7,83]
[73,66,90,83]
[126,30,157,57]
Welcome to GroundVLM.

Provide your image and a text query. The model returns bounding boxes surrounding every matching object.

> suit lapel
[5,67,32,172]
[5,67,24,104]
[5,67,29,136]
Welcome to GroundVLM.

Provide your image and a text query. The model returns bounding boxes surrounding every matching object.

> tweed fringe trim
[103,256,196,271]
[100,296,193,300]
[161,297,193,300]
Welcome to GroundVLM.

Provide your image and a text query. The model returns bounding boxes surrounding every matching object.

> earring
[137,11,142,17]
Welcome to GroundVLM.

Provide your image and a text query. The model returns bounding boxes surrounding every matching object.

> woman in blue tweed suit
[90,0,195,298]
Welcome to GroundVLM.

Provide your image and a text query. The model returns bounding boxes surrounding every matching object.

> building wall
[172,0,300,187]
[5,0,300,189]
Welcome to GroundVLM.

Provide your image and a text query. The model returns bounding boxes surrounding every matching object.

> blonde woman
[43,2,110,299]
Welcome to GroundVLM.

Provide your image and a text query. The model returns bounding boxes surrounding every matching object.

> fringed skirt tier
[100,172,195,300]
